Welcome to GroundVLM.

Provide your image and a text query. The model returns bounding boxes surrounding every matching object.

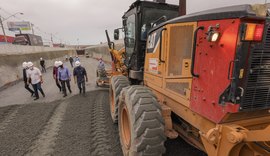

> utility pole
[0,12,23,42]
[51,33,53,44]
[0,15,7,42]
[77,38,79,50]
[31,23,34,34]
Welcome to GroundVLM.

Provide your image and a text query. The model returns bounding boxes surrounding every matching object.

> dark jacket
[73,66,87,82]
[40,60,45,66]
[23,69,31,84]
[23,69,27,83]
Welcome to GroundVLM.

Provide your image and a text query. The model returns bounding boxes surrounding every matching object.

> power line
[0,7,65,43]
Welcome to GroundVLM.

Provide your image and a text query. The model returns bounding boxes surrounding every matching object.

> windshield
[141,8,178,41]
[124,14,136,58]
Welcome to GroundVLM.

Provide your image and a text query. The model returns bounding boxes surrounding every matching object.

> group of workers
[22,56,88,100]
[67,55,80,68]
[22,61,45,100]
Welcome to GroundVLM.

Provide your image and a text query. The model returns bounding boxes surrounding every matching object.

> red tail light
[253,24,264,41]
[243,23,264,41]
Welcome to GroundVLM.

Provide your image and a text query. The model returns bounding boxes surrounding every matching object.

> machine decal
[147,28,162,53]
[149,58,159,74]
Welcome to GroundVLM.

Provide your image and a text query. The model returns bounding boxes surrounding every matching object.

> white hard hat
[75,61,81,66]
[22,62,27,68]
[54,61,59,67]
[40,57,43,60]
[27,62,33,67]
[58,61,63,66]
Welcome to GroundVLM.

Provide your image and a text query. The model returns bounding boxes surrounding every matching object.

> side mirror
[114,29,119,40]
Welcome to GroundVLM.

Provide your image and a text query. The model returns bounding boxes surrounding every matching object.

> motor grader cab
[106,0,179,83]
[109,1,270,156]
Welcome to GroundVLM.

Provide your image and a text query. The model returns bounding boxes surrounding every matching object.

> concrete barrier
[0,45,76,89]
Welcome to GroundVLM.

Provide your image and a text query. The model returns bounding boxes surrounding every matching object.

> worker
[40,57,46,73]
[74,55,80,62]
[27,62,45,100]
[65,55,68,62]
[97,58,105,70]
[22,62,35,97]
[69,56,74,68]
[73,61,88,94]
[58,61,72,97]
[97,58,106,78]
[53,61,62,92]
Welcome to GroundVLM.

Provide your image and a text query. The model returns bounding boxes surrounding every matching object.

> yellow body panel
[144,21,270,156]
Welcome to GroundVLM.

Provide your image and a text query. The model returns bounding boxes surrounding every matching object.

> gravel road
[0,57,207,156]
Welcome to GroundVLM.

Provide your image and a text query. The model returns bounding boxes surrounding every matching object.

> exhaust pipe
[179,0,186,16]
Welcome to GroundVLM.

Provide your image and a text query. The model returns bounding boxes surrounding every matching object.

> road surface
[0,57,206,156]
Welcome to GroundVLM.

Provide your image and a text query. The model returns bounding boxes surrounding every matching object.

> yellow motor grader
[107,1,270,155]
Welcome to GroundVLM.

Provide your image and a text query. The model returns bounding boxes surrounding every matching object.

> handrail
[159,28,167,63]
[191,26,204,78]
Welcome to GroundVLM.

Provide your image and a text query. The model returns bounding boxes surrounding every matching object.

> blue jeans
[33,82,45,98]
[77,81,85,94]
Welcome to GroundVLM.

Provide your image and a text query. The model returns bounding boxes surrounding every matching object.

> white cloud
[0,0,266,45]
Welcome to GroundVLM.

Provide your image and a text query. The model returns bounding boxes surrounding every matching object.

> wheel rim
[264,141,270,147]
[110,86,115,115]
[121,105,131,149]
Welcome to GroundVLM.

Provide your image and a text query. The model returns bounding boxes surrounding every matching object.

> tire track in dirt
[25,101,68,156]
[53,91,96,156]
[0,106,22,133]
[0,102,59,155]
[90,90,122,156]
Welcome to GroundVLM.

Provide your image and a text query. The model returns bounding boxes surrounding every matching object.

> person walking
[22,62,35,97]
[40,57,46,73]
[53,61,62,92]
[58,61,72,97]
[27,62,45,100]
[74,55,80,62]
[73,61,88,94]
[69,56,74,68]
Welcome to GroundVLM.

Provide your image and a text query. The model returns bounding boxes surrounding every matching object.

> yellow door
[164,22,197,106]
[144,27,167,88]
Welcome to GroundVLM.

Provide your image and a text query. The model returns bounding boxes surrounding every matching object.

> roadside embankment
[0,45,75,89]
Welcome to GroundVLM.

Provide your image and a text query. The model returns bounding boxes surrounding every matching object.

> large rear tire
[110,75,129,123]
[118,86,166,156]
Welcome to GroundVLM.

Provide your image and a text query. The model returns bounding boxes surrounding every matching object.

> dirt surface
[0,57,207,156]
